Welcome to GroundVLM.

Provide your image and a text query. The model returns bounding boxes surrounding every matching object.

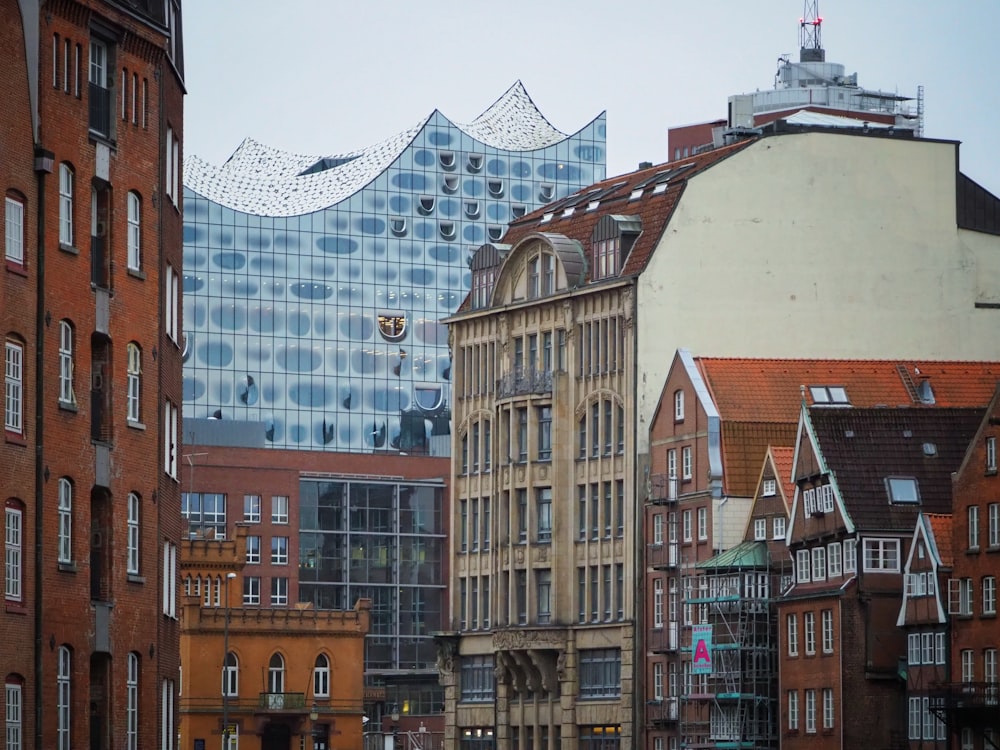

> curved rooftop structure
[184,81,583,218]
[182,82,605,452]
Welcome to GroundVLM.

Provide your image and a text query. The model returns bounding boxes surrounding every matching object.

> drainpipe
[33,144,54,750]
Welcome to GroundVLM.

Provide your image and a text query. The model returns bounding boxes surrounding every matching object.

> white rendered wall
[636,132,1000,449]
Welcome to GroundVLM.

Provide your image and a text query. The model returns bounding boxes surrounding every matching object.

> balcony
[648,474,678,504]
[648,542,679,569]
[89,82,112,137]
[929,682,999,726]
[497,368,552,399]
[648,623,679,652]
[258,692,306,712]
[647,697,679,724]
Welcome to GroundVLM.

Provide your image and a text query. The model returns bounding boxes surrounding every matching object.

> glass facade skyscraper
[181,83,606,452]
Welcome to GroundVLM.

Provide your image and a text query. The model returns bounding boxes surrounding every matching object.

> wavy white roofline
[184,81,590,218]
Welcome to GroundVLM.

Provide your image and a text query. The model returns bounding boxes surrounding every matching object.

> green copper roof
[696,541,769,570]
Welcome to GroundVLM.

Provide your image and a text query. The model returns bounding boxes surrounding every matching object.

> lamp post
[222,572,237,749]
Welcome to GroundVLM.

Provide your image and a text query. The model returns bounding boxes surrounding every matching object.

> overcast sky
[183,0,1000,193]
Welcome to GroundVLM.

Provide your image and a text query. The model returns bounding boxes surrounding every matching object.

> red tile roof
[768,446,796,510]
[501,141,755,280]
[698,359,1000,423]
[924,513,954,567]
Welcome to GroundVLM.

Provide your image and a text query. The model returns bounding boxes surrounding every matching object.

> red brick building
[1,1,185,749]
[932,389,1000,749]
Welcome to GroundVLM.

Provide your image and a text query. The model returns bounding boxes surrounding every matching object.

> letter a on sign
[691,623,713,674]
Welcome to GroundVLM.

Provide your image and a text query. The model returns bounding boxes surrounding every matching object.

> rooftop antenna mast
[799,0,825,62]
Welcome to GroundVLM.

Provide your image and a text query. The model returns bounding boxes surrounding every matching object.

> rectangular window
[180,492,227,539]
[7,681,22,750]
[578,648,621,699]
[970,506,980,550]
[697,507,707,540]
[843,539,857,573]
[270,577,288,606]
[127,191,141,270]
[536,488,552,543]
[578,567,586,624]
[517,489,527,544]
[127,493,140,575]
[804,612,815,655]
[961,649,974,683]
[161,679,174,750]
[822,688,834,730]
[922,632,934,665]
[5,507,22,601]
[796,549,810,583]
[246,536,260,565]
[674,389,684,421]
[459,656,495,703]
[578,485,587,541]
[682,510,692,543]
[668,449,677,483]
[5,197,24,264]
[58,164,73,246]
[165,126,180,205]
[984,576,996,615]
[5,342,24,433]
[821,609,833,653]
[812,547,826,581]
[988,436,997,473]
[270,537,288,565]
[936,632,946,664]
[164,264,179,342]
[57,479,72,564]
[536,569,552,624]
[990,503,1000,548]
[162,541,176,617]
[787,613,798,656]
[773,516,786,540]
[243,495,261,523]
[517,407,528,462]
[653,578,664,627]
[590,484,599,540]
[537,406,552,461]
[754,518,766,541]
[682,446,693,480]
[271,496,289,524]
[653,513,664,545]
[862,538,900,572]
[57,648,70,750]
[516,569,526,625]
[243,576,261,606]
[827,542,842,577]
[616,480,624,538]
[805,689,816,733]
[788,690,799,731]
[762,478,777,497]
[908,633,921,665]
[126,654,138,750]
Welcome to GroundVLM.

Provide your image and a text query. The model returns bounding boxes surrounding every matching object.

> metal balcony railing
[648,474,678,503]
[497,368,552,398]
[648,542,679,569]
[646,697,679,723]
[648,623,679,652]
[258,692,306,711]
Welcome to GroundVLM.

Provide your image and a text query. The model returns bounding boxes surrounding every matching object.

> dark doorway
[261,722,292,750]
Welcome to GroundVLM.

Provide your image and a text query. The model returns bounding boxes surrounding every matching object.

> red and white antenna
[799,0,825,62]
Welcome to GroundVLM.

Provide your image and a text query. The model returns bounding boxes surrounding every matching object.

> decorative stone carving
[622,285,634,326]
[436,637,458,677]
[492,628,567,650]
[556,650,567,682]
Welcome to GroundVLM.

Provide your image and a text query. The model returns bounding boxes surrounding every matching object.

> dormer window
[487,179,504,198]
[439,151,456,170]
[467,154,484,173]
[378,313,407,342]
[472,268,495,310]
[593,238,619,280]
[886,476,920,504]
[591,214,640,281]
[442,175,459,194]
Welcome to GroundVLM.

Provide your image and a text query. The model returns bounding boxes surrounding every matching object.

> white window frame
[127,492,140,575]
[5,506,22,601]
[862,538,900,573]
[674,389,684,421]
[222,652,238,696]
[773,516,786,540]
[697,507,707,541]
[126,653,139,750]
[270,577,288,606]
[243,576,260,606]
[126,343,141,422]
[682,510,692,542]
[988,436,997,473]
[162,541,177,617]
[246,535,261,565]
[667,449,677,483]
[796,549,810,583]
[57,646,71,750]
[822,687,834,730]
[313,654,330,698]
[762,478,777,497]
[827,542,842,577]
[682,446,693,480]
[5,196,24,264]
[270,536,288,565]
[5,341,24,433]
[804,611,816,655]
[653,513,664,545]
[990,503,1000,548]
[271,496,289,524]
[970,505,980,550]
[908,633,921,665]
[126,191,141,270]
[843,538,857,573]
[163,401,178,478]
[58,322,75,405]
[984,575,997,616]
[243,495,261,523]
[164,264,179,343]
[58,163,73,246]
[812,547,826,581]
[6,681,22,750]
[821,609,833,653]
[754,518,766,541]
[961,649,974,683]
[653,578,664,628]
[57,478,72,564]
[788,690,799,731]
[786,613,798,656]
[805,689,816,734]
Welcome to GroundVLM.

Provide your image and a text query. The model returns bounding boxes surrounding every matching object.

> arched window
[268,653,285,694]
[126,343,141,423]
[127,191,141,270]
[57,646,71,750]
[5,673,24,749]
[58,163,74,246]
[222,652,238,697]
[57,478,73,564]
[313,654,330,698]
[126,653,139,750]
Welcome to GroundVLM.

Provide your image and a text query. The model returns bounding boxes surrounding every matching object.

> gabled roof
[807,408,984,531]
[768,446,796,509]
[923,513,954,567]
[697,358,1000,423]
[500,141,754,281]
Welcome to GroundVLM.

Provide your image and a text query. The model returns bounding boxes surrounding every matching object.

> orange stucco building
[179,530,370,750]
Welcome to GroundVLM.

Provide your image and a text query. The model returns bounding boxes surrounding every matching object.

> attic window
[810,386,849,405]
[442,175,459,194]
[917,379,935,404]
[487,179,504,198]
[439,151,456,170]
[629,188,643,201]
[562,207,576,218]
[467,154,484,173]
[540,212,554,224]
[511,204,527,219]
[652,182,669,195]
[922,442,938,457]
[886,476,920,504]
[762,479,777,497]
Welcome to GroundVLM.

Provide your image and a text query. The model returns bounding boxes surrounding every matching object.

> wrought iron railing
[497,368,552,398]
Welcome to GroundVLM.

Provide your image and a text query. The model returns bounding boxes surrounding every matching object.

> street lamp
[222,572,237,749]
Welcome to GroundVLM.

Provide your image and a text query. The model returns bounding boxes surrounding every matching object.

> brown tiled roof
[722,422,797,498]
[768,446,796,510]
[809,408,983,532]
[924,513,954,567]
[698,359,1000,423]
[501,141,755,280]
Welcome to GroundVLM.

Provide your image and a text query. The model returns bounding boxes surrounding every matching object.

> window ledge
[58,400,78,413]
[127,574,145,584]
[126,268,146,281]
[127,420,146,431]
[58,562,78,573]
[5,431,27,446]
[967,547,981,555]
[981,612,997,619]
[5,600,27,615]
[58,242,79,255]
[6,261,28,276]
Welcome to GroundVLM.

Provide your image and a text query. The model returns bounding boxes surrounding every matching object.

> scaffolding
[679,542,780,750]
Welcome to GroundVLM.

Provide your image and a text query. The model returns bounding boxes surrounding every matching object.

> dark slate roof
[501,140,754,280]
[809,408,984,532]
